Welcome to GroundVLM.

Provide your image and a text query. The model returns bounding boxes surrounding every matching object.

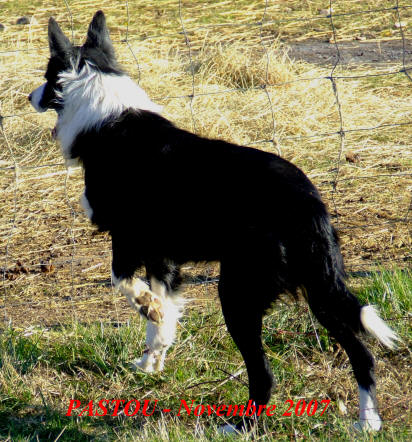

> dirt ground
[287,38,412,66]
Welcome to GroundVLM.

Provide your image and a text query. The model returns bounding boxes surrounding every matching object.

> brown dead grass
[0,1,411,329]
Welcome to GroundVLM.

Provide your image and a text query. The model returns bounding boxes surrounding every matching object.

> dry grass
[0,0,409,357]
[1,40,410,327]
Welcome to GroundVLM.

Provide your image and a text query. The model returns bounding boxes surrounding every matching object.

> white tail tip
[361,305,400,349]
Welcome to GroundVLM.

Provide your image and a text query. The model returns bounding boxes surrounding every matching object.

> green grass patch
[0,270,410,440]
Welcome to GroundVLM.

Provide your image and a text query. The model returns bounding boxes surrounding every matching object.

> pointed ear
[48,17,72,57]
[84,11,115,58]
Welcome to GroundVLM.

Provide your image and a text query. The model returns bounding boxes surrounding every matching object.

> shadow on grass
[0,407,92,441]
[0,405,145,441]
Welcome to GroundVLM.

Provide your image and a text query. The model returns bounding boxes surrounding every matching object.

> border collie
[29,11,399,433]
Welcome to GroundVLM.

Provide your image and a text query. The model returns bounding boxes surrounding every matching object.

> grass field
[0,0,411,440]
[0,270,411,440]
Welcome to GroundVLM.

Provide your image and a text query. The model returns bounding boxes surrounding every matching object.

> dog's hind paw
[353,418,382,432]
[217,423,239,434]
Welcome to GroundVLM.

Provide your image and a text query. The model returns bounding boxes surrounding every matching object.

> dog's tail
[300,211,400,348]
[359,305,400,349]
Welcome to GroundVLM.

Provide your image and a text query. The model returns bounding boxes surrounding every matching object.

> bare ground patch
[287,38,412,66]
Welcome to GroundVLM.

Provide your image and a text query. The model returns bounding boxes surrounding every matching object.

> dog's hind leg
[217,261,274,433]
[299,215,399,430]
[305,277,397,431]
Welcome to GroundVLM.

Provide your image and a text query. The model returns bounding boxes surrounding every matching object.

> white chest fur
[56,62,162,161]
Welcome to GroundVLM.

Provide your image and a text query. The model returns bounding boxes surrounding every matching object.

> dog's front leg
[111,274,168,372]
[130,277,185,373]
[112,275,164,324]
[111,237,184,373]
[111,235,166,324]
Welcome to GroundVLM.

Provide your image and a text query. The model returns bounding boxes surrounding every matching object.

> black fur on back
[71,108,361,323]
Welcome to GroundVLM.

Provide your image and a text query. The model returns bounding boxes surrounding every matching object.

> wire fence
[1,0,411,327]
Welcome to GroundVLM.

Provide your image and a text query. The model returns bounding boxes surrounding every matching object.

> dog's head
[29,11,161,161]
[29,10,120,113]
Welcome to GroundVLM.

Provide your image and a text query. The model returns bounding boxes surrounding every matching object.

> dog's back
[74,109,327,265]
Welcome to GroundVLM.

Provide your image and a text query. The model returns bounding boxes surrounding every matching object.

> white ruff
[360,305,400,349]
[55,62,162,165]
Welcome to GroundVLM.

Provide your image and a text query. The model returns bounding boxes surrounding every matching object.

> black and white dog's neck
[55,62,162,166]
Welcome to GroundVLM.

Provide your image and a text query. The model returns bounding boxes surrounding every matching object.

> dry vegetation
[0,1,411,440]
[1,0,410,325]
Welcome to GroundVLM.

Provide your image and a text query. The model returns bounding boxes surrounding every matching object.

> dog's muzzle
[29,83,47,113]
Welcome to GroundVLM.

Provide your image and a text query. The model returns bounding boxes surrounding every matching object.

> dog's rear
[217,187,399,432]
[299,212,399,430]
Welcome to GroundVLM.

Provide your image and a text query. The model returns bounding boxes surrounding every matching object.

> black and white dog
[29,11,399,433]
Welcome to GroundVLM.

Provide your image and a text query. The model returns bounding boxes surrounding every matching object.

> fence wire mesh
[0,1,411,328]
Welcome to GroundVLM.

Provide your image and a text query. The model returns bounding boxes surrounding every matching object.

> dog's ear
[48,17,72,57]
[84,11,115,59]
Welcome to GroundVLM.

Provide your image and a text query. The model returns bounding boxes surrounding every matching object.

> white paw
[217,423,239,434]
[129,357,155,373]
[113,277,164,324]
[354,418,382,432]
[129,350,165,374]
[153,357,165,372]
